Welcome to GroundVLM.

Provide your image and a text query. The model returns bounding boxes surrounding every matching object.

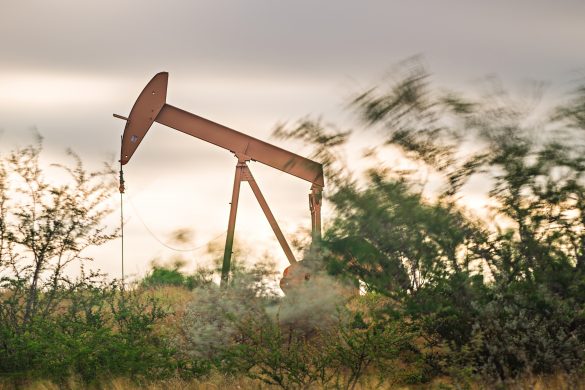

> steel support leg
[309,185,322,255]
[221,161,245,287]
[245,167,297,265]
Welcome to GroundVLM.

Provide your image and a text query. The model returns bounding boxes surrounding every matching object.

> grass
[2,285,583,389]
[1,376,267,390]
[3,372,585,390]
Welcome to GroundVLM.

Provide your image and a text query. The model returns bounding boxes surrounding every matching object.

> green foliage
[3,61,585,387]
[141,261,215,290]
[178,263,278,362]
[0,140,176,386]
[0,137,117,333]
[324,172,479,296]
[468,281,585,380]
[175,261,425,389]
[142,266,187,287]
[0,283,174,384]
[221,295,424,390]
[275,60,585,383]
[233,315,333,389]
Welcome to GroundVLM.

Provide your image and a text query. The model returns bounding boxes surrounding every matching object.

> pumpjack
[115,72,324,290]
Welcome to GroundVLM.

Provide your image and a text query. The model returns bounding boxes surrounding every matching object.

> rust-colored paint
[280,262,311,294]
[116,73,324,287]
[156,104,324,187]
[120,72,168,165]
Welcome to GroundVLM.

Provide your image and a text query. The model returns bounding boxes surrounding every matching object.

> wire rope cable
[117,129,223,258]
[119,158,126,289]
[120,190,125,282]
[126,195,226,252]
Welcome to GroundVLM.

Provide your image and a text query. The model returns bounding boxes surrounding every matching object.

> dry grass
[0,375,272,390]
[142,285,193,335]
[2,373,585,390]
[2,287,583,389]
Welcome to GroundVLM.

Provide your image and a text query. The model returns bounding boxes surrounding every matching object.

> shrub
[0,140,177,385]
[142,265,187,288]
[468,282,585,382]
[0,281,176,385]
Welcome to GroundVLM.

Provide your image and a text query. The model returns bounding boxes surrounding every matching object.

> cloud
[1,0,584,278]
[2,0,583,79]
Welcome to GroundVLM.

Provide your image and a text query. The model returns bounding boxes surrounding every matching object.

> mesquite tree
[0,137,117,332]
[274,61,585,381]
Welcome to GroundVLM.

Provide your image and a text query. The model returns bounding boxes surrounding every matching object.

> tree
[0,137,118,332]
[0,138,180,385]
[274,60,585,381]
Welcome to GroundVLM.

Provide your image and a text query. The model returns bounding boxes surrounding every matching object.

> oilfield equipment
[114,72,324,289]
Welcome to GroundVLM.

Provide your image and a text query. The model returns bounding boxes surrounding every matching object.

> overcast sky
[1,0,584,280]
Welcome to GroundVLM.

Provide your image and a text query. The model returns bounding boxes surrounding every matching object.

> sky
[1,0,584,280]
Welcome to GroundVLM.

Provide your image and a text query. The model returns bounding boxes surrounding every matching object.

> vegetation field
[2,63,585,389]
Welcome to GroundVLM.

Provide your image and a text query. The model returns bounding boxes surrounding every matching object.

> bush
[178,263,277,363]
[0,281,176,385]
[275,61,585,383]
[468,282,585,382]
[142,265,188,288]
[0,140,178,386]
[141,259,216,290]
[226,296,424,389]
